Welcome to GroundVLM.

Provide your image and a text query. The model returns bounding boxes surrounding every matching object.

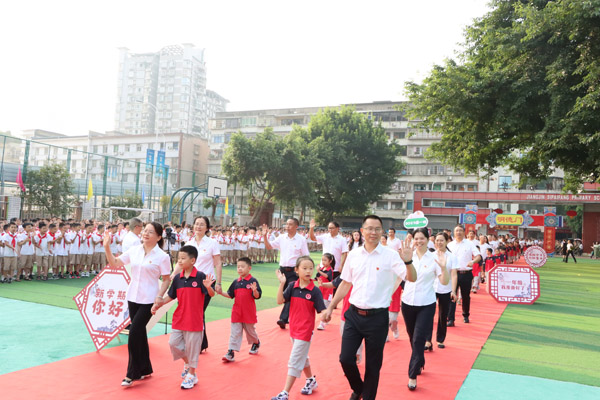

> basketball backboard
[207,176,228,198]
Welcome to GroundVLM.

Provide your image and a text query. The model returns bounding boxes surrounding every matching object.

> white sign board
[7,196,21,219]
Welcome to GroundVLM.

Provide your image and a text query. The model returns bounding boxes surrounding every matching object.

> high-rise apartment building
[115,44,228,138]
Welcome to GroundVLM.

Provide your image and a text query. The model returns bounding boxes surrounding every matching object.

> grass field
[473,257,600,387]
[0,253,324,324]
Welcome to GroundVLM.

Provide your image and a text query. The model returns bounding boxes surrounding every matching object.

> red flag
[16,167,26,192]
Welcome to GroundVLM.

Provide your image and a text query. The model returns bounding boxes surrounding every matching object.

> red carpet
[0,287,506,400]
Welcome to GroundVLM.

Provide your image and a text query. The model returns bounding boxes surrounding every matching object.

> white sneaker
[317,322,326,330]
[300,376,318,395]
[121,378,133,387]
[180,373,198,389]
[271,391,289,400]
[393,329,400,340]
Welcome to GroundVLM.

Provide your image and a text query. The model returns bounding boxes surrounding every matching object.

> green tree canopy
[24,164,74,218]
[222,128,320,225]
[405,0,600,191]
[308,107,403,222]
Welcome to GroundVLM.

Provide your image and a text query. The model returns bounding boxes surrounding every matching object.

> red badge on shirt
[246,284,251,289]
[305,294,311,300]
[192,281,198,287]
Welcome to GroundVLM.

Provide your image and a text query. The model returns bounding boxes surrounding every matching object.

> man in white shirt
[447,225,482,325]
[122,218,142,253]
[263,218,309,329]
[387,228,402,252]
[309,219,348,277]
[322,215,416,400]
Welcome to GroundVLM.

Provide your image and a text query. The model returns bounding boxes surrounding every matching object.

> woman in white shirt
[425,232,457,350]
[104,221,171,387]
[401,227,449,391]
[180,216,222,352]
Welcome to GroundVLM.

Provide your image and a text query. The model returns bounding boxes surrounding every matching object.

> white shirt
[118,244,171,304]
[402,250,443,306]
[479,243,492,260]
[54,231,68,256]
[68,231,82,255]
[80,232,94,255]
[2,232,19,257]
[17,232,35,256]
[185,235,220,276]
[434,250,458,294]
[269,232,309,267]
[93,232,104,253]
[315,233,348,272]
[387,237,402,252]
[341,243,407,309]
[447,239,480,271]
[122,231,141,253]
[34,233,51,256]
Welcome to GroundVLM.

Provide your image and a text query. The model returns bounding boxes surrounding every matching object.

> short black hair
[179,245,198,260]
[238,257,252,266]
[362,214,383,227]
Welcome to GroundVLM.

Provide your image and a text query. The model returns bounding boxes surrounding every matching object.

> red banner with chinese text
[543,227,556,254]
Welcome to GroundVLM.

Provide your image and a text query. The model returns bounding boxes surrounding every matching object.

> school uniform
[283,280,326,378]
[92,232,105,266]
[17,232,35,270]
[269,232,310,324]
[226,274,262,351]
[2,232,18,277]
[34,233,51,271]
[316,265,334,307]
[167,267,210,369]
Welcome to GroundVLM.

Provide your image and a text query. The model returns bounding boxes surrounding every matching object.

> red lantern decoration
[494,208,503,214]
[566,210,577,218]
[516,210,526,214]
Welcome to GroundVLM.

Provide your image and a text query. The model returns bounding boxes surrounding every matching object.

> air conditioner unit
[408,171,413,175]
[400,193,406,198]
[427,170,431,175]
[171,184,177,189]
[119,152,124,155]
[447,176,453,181]
[439,171,445,175]
[530,210,539,215]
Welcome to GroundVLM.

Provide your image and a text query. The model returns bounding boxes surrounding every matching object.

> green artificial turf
[473,257,600,387]
[0,254,323,324]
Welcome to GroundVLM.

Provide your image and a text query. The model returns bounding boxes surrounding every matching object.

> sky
[0,0,491,137]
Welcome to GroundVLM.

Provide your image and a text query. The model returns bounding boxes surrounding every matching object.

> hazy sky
[0,0,491,137]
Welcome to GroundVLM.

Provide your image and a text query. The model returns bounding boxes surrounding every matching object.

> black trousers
[448,271,473,321]
[564,250,577,263]
[402,302,436,379]
[340,306,388,400]
[201,281,216,351]
[126,301,154,380]
[426,292,451,344]
[279,267,298,323]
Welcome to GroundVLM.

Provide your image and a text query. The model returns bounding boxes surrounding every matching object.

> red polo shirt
[283,280,326,341]
[168,268,208,331]
[226,274,262,323]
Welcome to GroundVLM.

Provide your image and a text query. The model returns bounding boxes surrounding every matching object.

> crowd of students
[2,214,539,399]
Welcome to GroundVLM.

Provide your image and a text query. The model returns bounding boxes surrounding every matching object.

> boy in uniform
[220,257,262,362]
[92,225,106,274]
[2,223,18,283]
[33,223,51,280]
[153,245,215,390]
[17,223,35,280]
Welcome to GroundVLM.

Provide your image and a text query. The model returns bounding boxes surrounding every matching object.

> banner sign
[156,150,166,177]
[73,267,131,351]
[465,204,478,214]
[403,211,428,229]
[543,207,557,216]
[543,227,556,255]
[7,196,21,219]
[146,149,155,172]
[524,245,548,267]
[488,264,540,304]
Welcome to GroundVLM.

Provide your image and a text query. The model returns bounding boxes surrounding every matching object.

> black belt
[457,270,473,274]
[350,304,388,316]
[280,266,295,272]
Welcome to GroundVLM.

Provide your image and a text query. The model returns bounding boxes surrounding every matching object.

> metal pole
[0,135,6,196]
[135,161,140,195]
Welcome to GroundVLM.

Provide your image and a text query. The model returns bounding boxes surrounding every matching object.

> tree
[24,163,75,218]
[202,197,218,219]
[222,128,320,225]
[404,0,600,191]
[565,205,583,237]
[307,107,403,222]
[106,192,143,219]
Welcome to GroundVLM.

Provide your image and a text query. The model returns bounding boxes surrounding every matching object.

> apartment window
[172,142,179,150]
[431,201,445,207]
[193,159,200,169]
[136,144,142,152]
[393,131,406,139]
[398,146,407,156]
[114,145,119,153]
[102,145,108,153]
[407,200,414,211]
[414,184,427,191]
[467,184,478,192]
[213,135,224,144]
[125,144,130,152]
[390,202,403,210]
[376,201,389,210]
[92,145,99,153]
[498,176,512,190]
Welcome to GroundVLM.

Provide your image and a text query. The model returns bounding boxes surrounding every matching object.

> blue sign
[156,150,166,177]
[146,149,155,172]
